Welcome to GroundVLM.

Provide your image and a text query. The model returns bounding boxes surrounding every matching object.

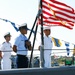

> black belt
[17,54,27,57]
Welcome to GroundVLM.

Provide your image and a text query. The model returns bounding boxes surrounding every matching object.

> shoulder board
[2,42,5,44]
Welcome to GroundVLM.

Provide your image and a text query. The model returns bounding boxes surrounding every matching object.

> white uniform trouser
[44,51,51,68]
[1,57,11,70]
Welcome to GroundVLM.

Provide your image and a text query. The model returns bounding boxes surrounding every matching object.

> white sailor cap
[19,23,28,30]
[4,32,11,38]
[43,26,51,30]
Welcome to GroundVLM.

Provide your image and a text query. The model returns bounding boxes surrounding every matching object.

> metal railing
[0,49,74,69]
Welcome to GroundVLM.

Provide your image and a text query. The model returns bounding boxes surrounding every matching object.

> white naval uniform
[0,42,12,70]
[44,35,53,68]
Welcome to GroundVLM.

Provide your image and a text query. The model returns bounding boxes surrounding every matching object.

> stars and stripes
[39,0,75,29]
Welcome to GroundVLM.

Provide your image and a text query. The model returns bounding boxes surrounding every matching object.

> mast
[40,0,44,67]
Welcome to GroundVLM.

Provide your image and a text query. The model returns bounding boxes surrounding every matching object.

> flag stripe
[43,0,74,13]
[50,0,74,12]
[44,21,74,29]
[39,0,75,29]
[42,2,73,21]
[41,23,73,30]
[44,23,73,30]
[43,19,74,28]
[42,0,75,23]
[39,17,74,29]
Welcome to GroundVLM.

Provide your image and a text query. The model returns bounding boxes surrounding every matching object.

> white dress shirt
[44,35,53,55]
[0,42,12,58]
[14,34,28,55]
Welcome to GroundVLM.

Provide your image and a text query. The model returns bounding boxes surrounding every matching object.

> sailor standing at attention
[39,26,53,68]
[0,32,12,70]
[43,26,53,68]
[13,23,32,68]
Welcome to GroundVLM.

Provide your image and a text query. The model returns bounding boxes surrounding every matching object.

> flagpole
[40,0,44,67]
[28,16,37,40]
[29,24,38,68]
[28,2,42,67]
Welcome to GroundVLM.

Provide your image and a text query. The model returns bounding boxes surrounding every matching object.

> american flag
[39,0,75,29]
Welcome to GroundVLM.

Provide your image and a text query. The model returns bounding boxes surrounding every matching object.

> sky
[0,0,75,56]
